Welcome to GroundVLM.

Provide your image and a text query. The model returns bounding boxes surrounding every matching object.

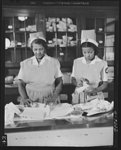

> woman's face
[32,43,45,59]
[82,47,95,61]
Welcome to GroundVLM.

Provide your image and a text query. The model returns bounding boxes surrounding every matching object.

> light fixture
[18,16,28,21]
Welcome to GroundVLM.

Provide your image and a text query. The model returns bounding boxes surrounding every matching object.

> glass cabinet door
[85,17,105,59]
[46,17,78,69]
[4,16,37,66]
[4,15,116,78]
[104,18,115,80]
[5,17,14,64]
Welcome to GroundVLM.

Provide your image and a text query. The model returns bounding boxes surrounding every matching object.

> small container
[97,92,104,100]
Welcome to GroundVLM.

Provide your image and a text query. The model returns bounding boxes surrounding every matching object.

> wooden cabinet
[5,16,36,65]
[3,4,118,77]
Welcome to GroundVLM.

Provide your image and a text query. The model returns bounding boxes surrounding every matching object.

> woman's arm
[53,77,63,95]
[71,77,84,87]
[95,81,108,92]
[85,81,108,95]
[17,79,28,99]
[16,79,33,106]
[71,77,77,87]
[45,77,63,104]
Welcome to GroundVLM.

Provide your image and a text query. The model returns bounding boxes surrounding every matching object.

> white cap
[81,29,98,47]
[28,32,46,47]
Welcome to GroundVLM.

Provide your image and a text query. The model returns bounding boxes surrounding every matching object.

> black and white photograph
[1,0,119,148]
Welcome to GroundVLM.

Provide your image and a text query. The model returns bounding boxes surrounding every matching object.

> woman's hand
[77,80,83,87]
[84,86,97,96]
[17,96,32,107]
[22,99,33,107]
[44,92,60,105]
[51,92,60,103]
[76,78,89,87]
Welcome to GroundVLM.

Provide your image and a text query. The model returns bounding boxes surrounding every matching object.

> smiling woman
[31,39,46,63]
[15,36,63,106]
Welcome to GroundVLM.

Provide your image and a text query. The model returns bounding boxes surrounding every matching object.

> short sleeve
[71,59,76,78]
[54,59,63,78]
[101,61,108,82]
[17,62,26,82]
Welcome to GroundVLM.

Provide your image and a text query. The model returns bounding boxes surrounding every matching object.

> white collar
[31,54,50,66]
[81,55,101,64]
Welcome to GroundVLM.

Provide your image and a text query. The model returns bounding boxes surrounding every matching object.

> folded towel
[5,102,21,126]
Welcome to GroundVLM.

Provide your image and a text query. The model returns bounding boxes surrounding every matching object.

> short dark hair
[31,38,47,50]
[81,42,98,55]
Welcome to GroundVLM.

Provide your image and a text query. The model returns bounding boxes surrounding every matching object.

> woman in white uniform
[71,30,108,103]
[16,38,63,106]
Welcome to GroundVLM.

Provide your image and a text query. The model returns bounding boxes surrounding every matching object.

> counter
[5,111,114,147]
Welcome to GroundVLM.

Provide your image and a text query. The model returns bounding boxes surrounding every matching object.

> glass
[96,18,105,32]
[105,18,115,32]
[4,17,13,32]
[5,33,14,48]
[98,48,104,59]
[67,18,77,32]
[46,17,77,65]
[15,32,25,47]
[104,18,115,63]
[108,66,114,80]
[105,47,114,61]
[4,16,37,65]
[46,17,57,32]
[14,17,25,31]
[46,32,56,47]
[85,18,95,29]
[97,92,104,100]
[105,34,114,47]
[25,17,36,32]
[96,34,104,47]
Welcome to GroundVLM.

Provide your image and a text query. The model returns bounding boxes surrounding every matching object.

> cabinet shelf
[16,46,31,49]
[5,62,20,68]
[5,47,14,49]
[46,31,56,33]
[47,45,77,48]
[5,31,13,33]
[46,31,77,33]
[15,30,37,33]
[6,46,31,49]
[96,31,115,35]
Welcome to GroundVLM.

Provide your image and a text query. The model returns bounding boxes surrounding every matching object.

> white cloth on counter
[5,100,113,126]
[73,99,114,116]
[19,103,50,120]
[5,102,21,126]
[19,103,74,120]
[49,103,74,119]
